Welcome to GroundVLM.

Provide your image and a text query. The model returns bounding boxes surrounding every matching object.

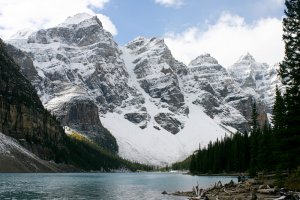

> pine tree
[250,102,260,176]
[272,85,287,169]
[278,0,300,169]
[258,121,273,171]
[190,154,197,173]
[272,85,286,134]
[250,101,259,133]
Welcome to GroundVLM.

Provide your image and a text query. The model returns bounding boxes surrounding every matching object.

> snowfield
[98,47,228,166]
[101,104,227,166]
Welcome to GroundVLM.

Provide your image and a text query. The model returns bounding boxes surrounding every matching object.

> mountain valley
[3,13,281,166]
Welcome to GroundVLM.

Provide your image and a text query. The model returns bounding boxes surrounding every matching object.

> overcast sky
[0,0,285,66]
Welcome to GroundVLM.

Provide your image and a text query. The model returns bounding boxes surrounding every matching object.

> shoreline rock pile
[165,178,300,200]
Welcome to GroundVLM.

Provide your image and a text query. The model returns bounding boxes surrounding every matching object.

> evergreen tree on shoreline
[272,86,286,134]
[250,102,259,176]
[278,0,300,170]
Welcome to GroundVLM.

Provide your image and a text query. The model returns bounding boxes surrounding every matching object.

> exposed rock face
[124,111,150,129]
[192,93,221,118]
[56,97,118,153]
[182,53,268,131]
[228,53,282,113]
[122,37,188,134]
[5,13,277,165]
[0,39,65,160]
[154,113,183,134]
[122,41,269,133]
[125,37,187,113]
[4,43,39,83]
[7,13,128,152]
[224,93,268,130]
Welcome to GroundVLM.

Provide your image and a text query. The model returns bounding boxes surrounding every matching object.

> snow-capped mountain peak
[238,52,256,63]
[228,54,281,112]
[189,53,219,67]
[6,13,276,166]
[58,13,102,28]
[126,36,168,54]
[9,28,35,40]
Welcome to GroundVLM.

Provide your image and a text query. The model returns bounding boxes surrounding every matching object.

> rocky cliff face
[6,13,277,165]
[57,97,118,153]
[0,39,65,161]
[182,53,268,131]
[228,53,282,113]
[0,131,59,172]
[183,54,248,130]
[4,43,40,83]
[7,13,127,153]
[122,37,188,134]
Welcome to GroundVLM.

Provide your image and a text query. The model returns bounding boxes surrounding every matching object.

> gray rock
[154,113,183,134]
[0,39,65,161]
[4,44,39,83]
[6,13,277,147]
[7,14,145,149]
[124,112,150,129]
[228,53,283,113]
[184,53,269,132]
[192,93,221,118]
[125,37,187,121]
[55,97,118,153]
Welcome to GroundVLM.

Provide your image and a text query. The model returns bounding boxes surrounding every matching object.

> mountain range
[3,13,281,166]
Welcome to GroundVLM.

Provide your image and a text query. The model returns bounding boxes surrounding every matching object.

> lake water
[0,172,236,200]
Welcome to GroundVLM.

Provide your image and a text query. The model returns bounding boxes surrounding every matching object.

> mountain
[7,13,122,153]
[184,53,267,131]
[0,37,152,172]
[6,13,274,165]
[0,38,66,161]
[0,38,73,171]
[228,53,282,113]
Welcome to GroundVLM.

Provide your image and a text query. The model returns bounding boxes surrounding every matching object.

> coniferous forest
[174,0,300,178]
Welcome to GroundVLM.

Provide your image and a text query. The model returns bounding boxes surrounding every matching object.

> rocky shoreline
[165,178,300,200]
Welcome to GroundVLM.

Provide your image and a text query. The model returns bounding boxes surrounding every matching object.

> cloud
[0,0,117,39]
[164,12,284,67]
[155,0,184,8]
[96,14,118,36]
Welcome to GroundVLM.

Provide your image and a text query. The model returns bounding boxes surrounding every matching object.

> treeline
[183,88,299,176]
[56,132,155,172]
[176,0,300,176]
[188,103,280,175]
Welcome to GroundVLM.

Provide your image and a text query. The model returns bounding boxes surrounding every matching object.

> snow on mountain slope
[9,13,140,113]
[106,44,227,165]
[58,13,95,27]
[9,28,35,40]
[6,13,273,165]
[181,54,249,131]
[7,13,139,153]
[228,53,282,112]
[121,37,189,134]
[102,106,226,166]
[181,53,268,131]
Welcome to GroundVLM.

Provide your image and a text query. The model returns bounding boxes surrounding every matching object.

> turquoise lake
[0,172,236,199]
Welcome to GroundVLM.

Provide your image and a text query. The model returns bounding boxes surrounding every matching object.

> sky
[0,0,285,66]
